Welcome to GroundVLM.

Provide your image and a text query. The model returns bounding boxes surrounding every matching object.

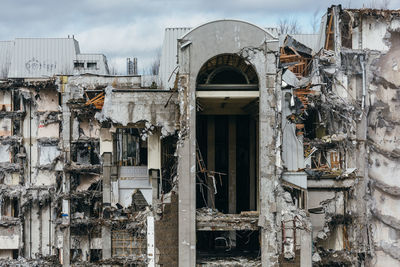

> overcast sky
[0,0,398,74]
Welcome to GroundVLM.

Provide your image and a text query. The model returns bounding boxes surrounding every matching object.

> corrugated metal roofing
[0,41,14,79]
[279,34,322,53]
[0,38,109,78]
[158,28,191,90]
[8,38,79,78]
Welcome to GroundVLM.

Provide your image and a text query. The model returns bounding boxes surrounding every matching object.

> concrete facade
[0,5,399,267]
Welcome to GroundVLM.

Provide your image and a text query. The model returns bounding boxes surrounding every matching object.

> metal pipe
[49,199,51,255]
[360,56,366,110]
[29,101,32,258]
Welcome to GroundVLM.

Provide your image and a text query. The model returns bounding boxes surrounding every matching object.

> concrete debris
[0,256,61,267]
[0,5,398,266]
[196,256,261,266]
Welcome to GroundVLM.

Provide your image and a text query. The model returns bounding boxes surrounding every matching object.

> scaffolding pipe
[360,56,366,110]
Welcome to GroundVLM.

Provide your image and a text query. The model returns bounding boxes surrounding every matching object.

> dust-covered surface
[0,5,399,267]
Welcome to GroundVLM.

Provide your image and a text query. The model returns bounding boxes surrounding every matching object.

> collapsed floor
[0,4,399,267]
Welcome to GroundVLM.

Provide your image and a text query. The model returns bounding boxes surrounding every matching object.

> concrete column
[60,80,71,267]
[102,152,112,260]
[260,53,279,266]
[147,216,155,267]
[178,74,196,267]
[228,116,237,248]
[256,118,260,211]
[207,116,215,208]
[228,116,237,214]
[300,230,312,266]
[249,119,256,210]
[148,132,161,201]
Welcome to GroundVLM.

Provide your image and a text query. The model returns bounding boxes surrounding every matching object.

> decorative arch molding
[196,53,259,87]
[177,19,280,267]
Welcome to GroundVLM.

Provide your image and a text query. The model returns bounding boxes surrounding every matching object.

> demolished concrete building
[0,5,399,266]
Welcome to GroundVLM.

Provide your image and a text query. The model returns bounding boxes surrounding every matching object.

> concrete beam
[207,116,215,209]
[307,178,356,189]
[102,153,112,260]
[196,91,259,99]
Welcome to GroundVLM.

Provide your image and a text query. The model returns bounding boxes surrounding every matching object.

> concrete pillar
[148,132,161,201]
[228,116,237,214]
[228,116,237,247]
[249,119,256,210]
[300,230,312,266]
[60,79,71,267]
[147,216,155,267]
[207,116,215,208]
[260,53,279,266]
[178,74,196,267]
[102,152,112,260]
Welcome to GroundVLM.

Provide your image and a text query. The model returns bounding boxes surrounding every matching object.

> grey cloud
[1,0,399,73]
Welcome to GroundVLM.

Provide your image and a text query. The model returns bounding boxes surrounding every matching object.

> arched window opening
[196,54,258,90]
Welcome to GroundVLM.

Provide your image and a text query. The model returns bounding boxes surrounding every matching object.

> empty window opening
[12,91,21,111]
[90,249,102,263]
[70,249,82,262]
[71,141,100,165]
[74,61,84,69]
[197,231,260,261]
[115,128,147,166]
[161,134,178,193]
[208,67,247,84]
[197,54,258,88]
[196,115,257,214]
[12,249,18,259]
[303,108,321,140]
[1,197,19,217]
[70,194,102,219]
[87,62,97,69]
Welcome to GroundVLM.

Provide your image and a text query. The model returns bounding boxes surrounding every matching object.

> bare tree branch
[148,48,161,75]
[278,18,301,35]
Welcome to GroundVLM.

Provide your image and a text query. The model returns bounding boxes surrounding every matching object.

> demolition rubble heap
[0,5,399,267]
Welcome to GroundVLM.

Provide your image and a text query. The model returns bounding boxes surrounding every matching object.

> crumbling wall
[154,192,178,266]
[367,27,400,266]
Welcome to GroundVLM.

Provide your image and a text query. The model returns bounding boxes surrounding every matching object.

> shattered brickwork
[155,193,179,266]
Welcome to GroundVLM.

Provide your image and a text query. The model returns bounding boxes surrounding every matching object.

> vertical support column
[148,132,161,202]
[207,116,215,208]
[300,229,312,266]
[102,152,112,260]
[260,46,279,266]
[147,216,155,267]
[256,118,260,211]
[228,116,237,214]
[60,77,71,266]
[178,73,196,267]
[228,116,237,248]
[249,119,256,210]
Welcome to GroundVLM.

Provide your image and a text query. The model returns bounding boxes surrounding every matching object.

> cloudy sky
[0,0,397,74]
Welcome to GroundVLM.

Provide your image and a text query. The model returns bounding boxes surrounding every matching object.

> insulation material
[39,145,60,165]
[35,170,57,186]
[0,118,12,136]
[0,144,10,163]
